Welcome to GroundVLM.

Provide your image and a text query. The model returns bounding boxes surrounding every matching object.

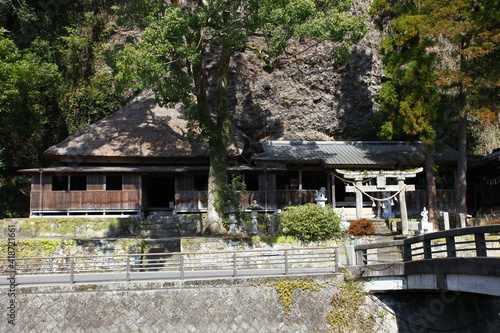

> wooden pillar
[398,177,408,235]
[355,178,363,220]
[298,170,303,205]
[330,174,336,207]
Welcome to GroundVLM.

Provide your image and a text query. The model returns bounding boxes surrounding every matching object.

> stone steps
[140,216,180,238]
[371,219,393,236]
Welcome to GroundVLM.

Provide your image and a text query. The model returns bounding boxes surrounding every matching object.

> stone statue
[340,207,349,231]
[420,207,433,233]
[315,187,326,200]
[315,187,327,207]
[421,207,428,224]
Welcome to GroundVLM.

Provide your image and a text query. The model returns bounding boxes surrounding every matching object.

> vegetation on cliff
[0,0,497,218]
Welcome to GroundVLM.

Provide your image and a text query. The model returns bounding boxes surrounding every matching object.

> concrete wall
[1,274,397,333]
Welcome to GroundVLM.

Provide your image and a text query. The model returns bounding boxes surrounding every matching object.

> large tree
[376,33,442,229]
[113,0,366,233]
[372,0,500,226]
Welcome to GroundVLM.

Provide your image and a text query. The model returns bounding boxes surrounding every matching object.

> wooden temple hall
[20,96,462,219]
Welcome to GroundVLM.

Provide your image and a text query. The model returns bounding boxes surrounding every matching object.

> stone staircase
[139,216,182,256]
[370,218,402,262]
[371,218,394,237]
[140,216,180,239]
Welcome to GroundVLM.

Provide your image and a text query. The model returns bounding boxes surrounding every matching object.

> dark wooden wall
[30,174,141,213]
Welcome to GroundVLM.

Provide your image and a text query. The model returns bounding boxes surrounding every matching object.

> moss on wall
[5,217,140,238]
[0,239,76,258]
[0,238,146,258]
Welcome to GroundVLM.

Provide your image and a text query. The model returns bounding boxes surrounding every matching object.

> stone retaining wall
[0,274,396,332]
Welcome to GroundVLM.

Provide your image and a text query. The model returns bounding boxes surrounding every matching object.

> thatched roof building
[44,95,247,163]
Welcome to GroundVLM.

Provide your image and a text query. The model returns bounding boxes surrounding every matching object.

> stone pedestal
[443,212,450,230]
[228,212,237,236]
[247,202,262,235]
[339,207,349,231]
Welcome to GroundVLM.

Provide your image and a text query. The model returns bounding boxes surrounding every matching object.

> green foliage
[0,175,30,218]
[0,239,76,258]
[0,34,61,167]
[219,175,247,213]
[372,0,500,219]
[348,218,376,236]
[327,279,376,332]
[60,73,126,135]
[278,203,341,242]
[0,2,128,217]
[263,279,324,320]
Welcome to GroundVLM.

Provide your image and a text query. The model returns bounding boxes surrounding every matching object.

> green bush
[348,218,376,236]
[278,203,341,242]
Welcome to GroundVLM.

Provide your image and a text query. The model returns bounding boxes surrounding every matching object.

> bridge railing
[354,225,500,265]
[0,246,338,283]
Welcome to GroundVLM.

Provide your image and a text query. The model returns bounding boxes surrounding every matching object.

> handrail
[0,246,339,284]
[353,225,500,265]
[0,245,339,261]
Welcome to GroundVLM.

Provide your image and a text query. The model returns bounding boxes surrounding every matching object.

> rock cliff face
[228,0,383,142]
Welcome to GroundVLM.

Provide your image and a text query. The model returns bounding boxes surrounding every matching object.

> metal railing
[1,247,338,283]
[354,225,500,265]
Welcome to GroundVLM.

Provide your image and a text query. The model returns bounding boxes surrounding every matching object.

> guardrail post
[180,255,184,280]
[423,239,432,259]
[334,248,339,272]
[70,260,75,284]
[233,252,237,277]
[446,236,456,257]
[346,245,356,266]
[125,256,130,282]
[403,243,412,262]
[475,233,487,257]
[284,250,289,275]
[355,249,366,265]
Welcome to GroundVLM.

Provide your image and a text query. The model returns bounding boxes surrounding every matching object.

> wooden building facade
[20,96,466,219]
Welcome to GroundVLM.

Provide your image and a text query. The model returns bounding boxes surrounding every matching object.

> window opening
[70,176,87,191]
[244,174,259,191]
[106,176,123,191]
[52,176,68,191]
[193,174,208,191]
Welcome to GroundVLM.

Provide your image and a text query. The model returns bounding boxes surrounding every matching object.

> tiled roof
[253,141,459,169]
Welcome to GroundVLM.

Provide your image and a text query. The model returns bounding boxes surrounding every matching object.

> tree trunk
[424,144,438,230]
[457,112,468,227]
[203,44,232,234]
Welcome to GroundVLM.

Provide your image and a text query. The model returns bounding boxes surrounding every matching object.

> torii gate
[335,168,423,235]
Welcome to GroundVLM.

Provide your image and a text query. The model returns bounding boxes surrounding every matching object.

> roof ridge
[263,140,423,145]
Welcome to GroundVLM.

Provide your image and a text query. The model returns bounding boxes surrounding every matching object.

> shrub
[485,219,500,226]
[348,218,376,236]
[278,203,341,242]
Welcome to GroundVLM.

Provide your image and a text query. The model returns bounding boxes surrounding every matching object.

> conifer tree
[372,0,500,226]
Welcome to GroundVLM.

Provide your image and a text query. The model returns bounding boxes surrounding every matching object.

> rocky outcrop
[229,0,383,142]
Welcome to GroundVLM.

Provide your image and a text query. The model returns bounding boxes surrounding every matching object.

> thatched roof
[44,96,247,162]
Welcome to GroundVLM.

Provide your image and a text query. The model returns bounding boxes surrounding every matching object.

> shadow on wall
[336,47,376,140]
[376,291,500,332]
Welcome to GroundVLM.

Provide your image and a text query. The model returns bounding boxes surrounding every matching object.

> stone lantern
[315,187,327,207]
[247,200,262,235]
[228,209,238,236]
